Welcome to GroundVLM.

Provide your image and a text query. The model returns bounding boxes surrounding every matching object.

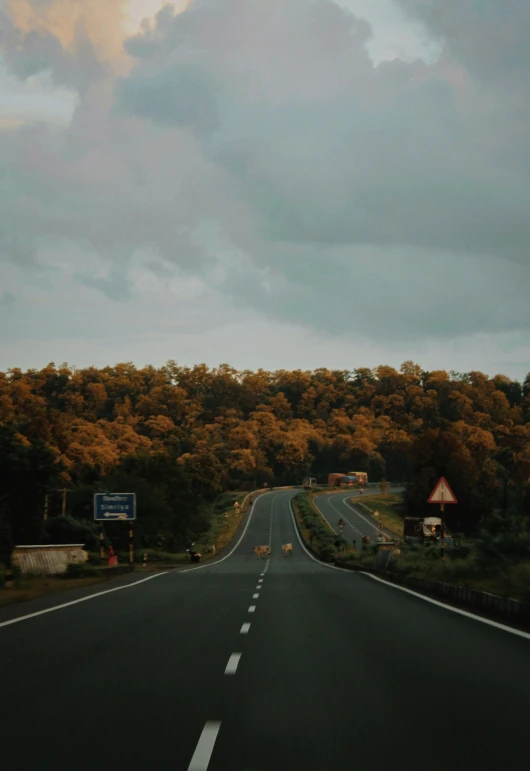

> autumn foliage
[0,361,529,555]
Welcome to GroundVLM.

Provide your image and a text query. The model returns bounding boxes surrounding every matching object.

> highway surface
[1,489,529,771]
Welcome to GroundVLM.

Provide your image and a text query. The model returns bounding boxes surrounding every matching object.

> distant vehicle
[302,477,317,489]
[348,471,368,485]
[186,545,202,563]
[328,473,358,487]
[403,516,445,544]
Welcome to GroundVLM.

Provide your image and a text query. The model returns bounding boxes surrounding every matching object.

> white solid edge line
[248,605,256,612]
[187,721,221,771]
[0,572,168,630]
[363,572,530,641]
[240,622,251,634]
[225,653,241,674]
[289,499,530,641]
[0,488,289,630]
[180,488,276,573]
[342,496,384,532]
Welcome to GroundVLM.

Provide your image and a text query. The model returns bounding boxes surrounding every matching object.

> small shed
[12,544,88,576]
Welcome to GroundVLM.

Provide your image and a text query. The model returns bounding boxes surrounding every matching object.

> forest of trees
[1,360,529,559]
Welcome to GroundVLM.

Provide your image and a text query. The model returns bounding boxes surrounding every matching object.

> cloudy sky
[1,0,529,379]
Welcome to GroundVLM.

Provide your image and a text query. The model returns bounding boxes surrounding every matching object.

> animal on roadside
[282,543,293,556]
[253,545,270,559]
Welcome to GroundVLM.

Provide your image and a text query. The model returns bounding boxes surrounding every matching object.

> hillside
[0,361,529,557]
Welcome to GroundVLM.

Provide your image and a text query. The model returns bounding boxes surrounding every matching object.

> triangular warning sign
[428,476,457,504]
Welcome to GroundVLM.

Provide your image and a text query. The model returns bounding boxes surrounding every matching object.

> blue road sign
[94,493,136,521]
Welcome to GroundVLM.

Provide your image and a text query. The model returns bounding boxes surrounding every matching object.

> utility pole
[60,489,68,517]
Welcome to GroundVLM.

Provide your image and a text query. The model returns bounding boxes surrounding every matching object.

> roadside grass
[0,574,108,608]
[135,489,272,570]
[349,493,405,537]
[337,541,530,604]
[120,491,257,568]
[194,491,250,557]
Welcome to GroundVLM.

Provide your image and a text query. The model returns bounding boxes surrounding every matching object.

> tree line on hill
[0,360,528,560]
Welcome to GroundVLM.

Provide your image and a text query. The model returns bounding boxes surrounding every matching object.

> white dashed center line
[187,721,221,771]
[252,593,259,598]
[258,579,263,583]
[248,605,256,613]
[325,497,365,539]
[240,623,251,634]
[225,653,241,675]
[255,585,261,590]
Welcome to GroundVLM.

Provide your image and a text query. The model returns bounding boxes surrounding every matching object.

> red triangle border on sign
[428,476,458,504]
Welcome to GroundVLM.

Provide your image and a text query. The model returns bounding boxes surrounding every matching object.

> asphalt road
[315,487,403,543]
[1,490,529,771]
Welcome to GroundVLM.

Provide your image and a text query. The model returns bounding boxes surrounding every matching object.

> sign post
[99,522,105,563]
[427,477,457,560]
[129,524,134,566]
[94,493,136,565]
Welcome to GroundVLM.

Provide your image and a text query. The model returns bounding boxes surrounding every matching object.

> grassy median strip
[292,492,352,562]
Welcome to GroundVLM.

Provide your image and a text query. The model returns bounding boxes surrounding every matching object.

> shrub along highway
[1,490,529,771]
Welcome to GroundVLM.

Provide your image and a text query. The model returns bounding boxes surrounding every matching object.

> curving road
[1,489,529,771]
[314,486,404,543]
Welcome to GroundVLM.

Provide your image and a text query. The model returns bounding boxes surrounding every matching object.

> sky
[0,0,529,380]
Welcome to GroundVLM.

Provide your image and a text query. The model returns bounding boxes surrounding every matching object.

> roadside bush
[446,544,472,560]
[137,549,187,563]
[43,516,99,551]
[64,563,98,579]
[501,563,530,603]
[0,513,13,566]
[474,514,530,569]
[0,562,5,588]
[114,549,187,564]
[317,541,336,562]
